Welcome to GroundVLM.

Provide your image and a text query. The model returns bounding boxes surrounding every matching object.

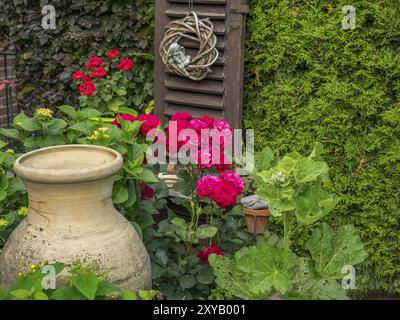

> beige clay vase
[0,145,151,291]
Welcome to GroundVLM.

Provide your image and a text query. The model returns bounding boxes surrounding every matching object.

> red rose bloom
[83,74,92,82]
[210,181,238,208]
[197,244,224,264]
[112,114,137,128]
[86,56,103,69]
[196,175,220,197]
[90,67,107,79]
[72,70,84,81]
[137,114,161,136]
[189,116,214,132]
[219,171,245,194]
[171,112,192,121]
[118,58,135,71]
[107,49,120,59]
[79,80,96,96]
[142,185,155,199]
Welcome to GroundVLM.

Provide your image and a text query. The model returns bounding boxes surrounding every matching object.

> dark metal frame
[0,50,16,128]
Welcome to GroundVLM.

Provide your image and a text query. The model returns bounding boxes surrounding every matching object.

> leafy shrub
[244,0,400,293]
[0,260,157,300]
[210,146,368,300]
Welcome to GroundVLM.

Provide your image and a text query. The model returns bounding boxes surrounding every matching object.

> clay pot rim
[14,144,123,184]
[242,207,271,216]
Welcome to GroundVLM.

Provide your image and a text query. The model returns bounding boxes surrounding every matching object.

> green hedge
[0,0,154,115]
[244,0,400,293]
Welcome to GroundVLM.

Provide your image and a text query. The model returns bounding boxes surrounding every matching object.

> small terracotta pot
[243,207,271,234]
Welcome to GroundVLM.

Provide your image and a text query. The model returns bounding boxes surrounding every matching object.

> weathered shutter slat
[155,0,248,129]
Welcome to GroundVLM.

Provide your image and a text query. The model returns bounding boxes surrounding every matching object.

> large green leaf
[306,224,368,279]
[293,158,329,183]
[235,242,297,294]
[58,105,77,119]
[0,128,21,141]
[294,186,339,224]
[70,273,99,300]
[20,118,41,132]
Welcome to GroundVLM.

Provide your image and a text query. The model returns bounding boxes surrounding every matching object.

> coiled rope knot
[159,11,219,81]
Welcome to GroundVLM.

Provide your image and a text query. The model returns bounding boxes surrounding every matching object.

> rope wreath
[159,11,219,81]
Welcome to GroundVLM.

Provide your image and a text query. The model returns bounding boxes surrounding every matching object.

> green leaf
[171,217,187,229]
[96,281,120,297]
[33,292,49,300]
[51,286,86,300]
[81,108,102,119]
[49,119,67,130]
[0,128,21,141]
[294,186,339,225]
[20,118,41,132]
[0,140,6,149]
[122,289,138,300]
[196,266,215,285]
[138,290,157,300]
[70,273,99,300]
[293,158,328,183]
[69,122,92,136]
[13,112,29,126]
[58,105,77,119]
[235,242,297,294]
[117,107,138,116]
[196,226,218,239]
[9,289,31,300]
[306,223,368,279]
[137,168,159,183]
[112,185,129,204]
[179,275,196,289]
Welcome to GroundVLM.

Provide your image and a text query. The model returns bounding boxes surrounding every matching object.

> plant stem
[283,212,290,251]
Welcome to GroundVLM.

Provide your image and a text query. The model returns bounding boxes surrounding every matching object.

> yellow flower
[98,127,109,132]
[34,108,53,119]
[0,218,9,228]
[18,207,28,217]
[88,130,100,141]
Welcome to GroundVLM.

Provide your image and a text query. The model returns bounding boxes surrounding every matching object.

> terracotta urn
[0,145,151,291]
[243,208,271,234]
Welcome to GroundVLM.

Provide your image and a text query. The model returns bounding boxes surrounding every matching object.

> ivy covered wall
[244,0,400,294]
[1,0,400,294]
[0,0,154,114]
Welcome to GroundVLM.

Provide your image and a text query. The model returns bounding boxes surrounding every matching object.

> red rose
[137,114,161,136]
[189,116,215,132]
[107,49,120,59]
[83,75,92,82]
[210,181,238,208]
[72,70,84,81]
[86,56,103,69]
[79,80,96,96]
[196,175,220,197]
[142,185,154,199]
[118,58,135,71]
[219,171,245,194]
[171,112,192,121]
[197,244,224,264]
[90,67,107,79]
[112,114,137,128]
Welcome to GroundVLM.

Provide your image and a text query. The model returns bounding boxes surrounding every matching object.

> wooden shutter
[154,0,249,129]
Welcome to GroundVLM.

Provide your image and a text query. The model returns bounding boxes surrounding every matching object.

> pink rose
[171,112,192,121]
[137,114,161,136]
[210,181,238,208]
[196,175,220,197]
[219,171,245,194]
